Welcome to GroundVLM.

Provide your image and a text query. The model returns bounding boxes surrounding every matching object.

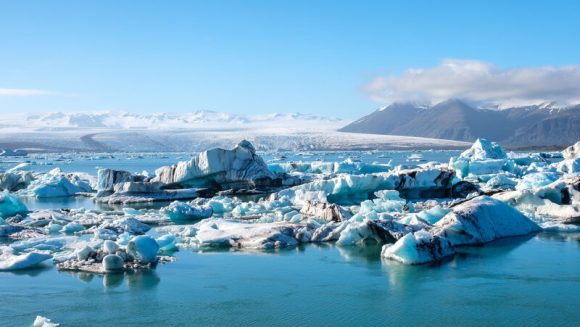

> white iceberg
[381,230,455,264]
[153,140,283,189]
[459,138,507,160]
[562,140,580,160]
[193,219,300,249]
[33,315,59,327]
[433,196,541,246]
[0,247,52,271]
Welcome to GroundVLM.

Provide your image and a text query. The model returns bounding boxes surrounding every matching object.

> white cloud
[0,88,57,96]
[366,59,580,107]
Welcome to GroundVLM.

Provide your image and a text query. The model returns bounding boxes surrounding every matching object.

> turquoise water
[1,234,579,326]
[1,150,578,326]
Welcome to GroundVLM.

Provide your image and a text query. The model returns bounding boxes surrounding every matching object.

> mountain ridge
[340,99,580,147]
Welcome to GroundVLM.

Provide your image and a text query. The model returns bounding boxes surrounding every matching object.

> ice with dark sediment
[1,138,579,272]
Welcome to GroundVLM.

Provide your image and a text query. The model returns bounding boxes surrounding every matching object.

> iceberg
[459,138,507,160]
[515,172,559,190]
[18,169,93,198]
[268,159,390,175]
[449,139,515,179]
[493,177,580,225]
[127,235,159,264]
[299,201,352,222]
[97,217,152,236]
[433,196,541,246]
[0,192,28,218]
[381,230,455,264]
[0,248,52,271]
[160,201,213,222]
[562,140,580,160]
[33,316,59,327]
[102,254,124,272]
[0,171,33,192]
[287,167,457,204]
[96,169,142,193]
[153,140,293,190]
[192,219,300,249]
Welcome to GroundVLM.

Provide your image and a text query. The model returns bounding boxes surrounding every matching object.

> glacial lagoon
[1,144,580,326]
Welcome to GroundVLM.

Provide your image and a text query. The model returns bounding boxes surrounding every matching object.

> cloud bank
[366,60,580,107]
[0,88,56,96]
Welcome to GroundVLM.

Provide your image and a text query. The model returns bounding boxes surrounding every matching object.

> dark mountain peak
[432,98,473,110]
[340,98,580,147]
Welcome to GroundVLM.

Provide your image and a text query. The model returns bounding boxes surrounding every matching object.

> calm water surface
[1,234,579,327]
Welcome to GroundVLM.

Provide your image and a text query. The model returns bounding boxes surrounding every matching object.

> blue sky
[0,0,578,118]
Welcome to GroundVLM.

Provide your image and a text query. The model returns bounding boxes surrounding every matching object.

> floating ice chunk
[484,173,518,191]
[193,219,300,249]
[0,171,33,191]
[459,138,507,160]
[161,201,213,222]
[153,140,288,189]
[562,140,580,160]
[33,315,59,327]
[76,245,94,260]
[300,201,351,222]
[155,234,177,252]
[449,139,515,179]
[0,191,28,218]
[19,169,93,198]
[60,222,85,235]
[288,168,456,204]
[0,247,52,271]
[102,254,124,272]
[381,230,455,264]
[96,169,138,193]
[515,172,559,190]
[103,240,119,254]
[98,217,151,236]
[433,196,541,246]
[127,235,159,264]
[493,177,580,225]
[268,159,390,175]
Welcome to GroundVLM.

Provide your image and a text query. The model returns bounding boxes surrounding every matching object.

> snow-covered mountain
[1,110,345,131]
[340,99,580,148]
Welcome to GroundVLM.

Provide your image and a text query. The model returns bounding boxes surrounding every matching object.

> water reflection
[535,231,580,244]
[60,269,161,290]
[455,233,535,259]
[0,264,53,277]
[381,234,535,288]
[335,244,383,264]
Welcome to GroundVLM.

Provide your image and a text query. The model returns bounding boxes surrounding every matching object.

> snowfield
[0,111,470,152]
